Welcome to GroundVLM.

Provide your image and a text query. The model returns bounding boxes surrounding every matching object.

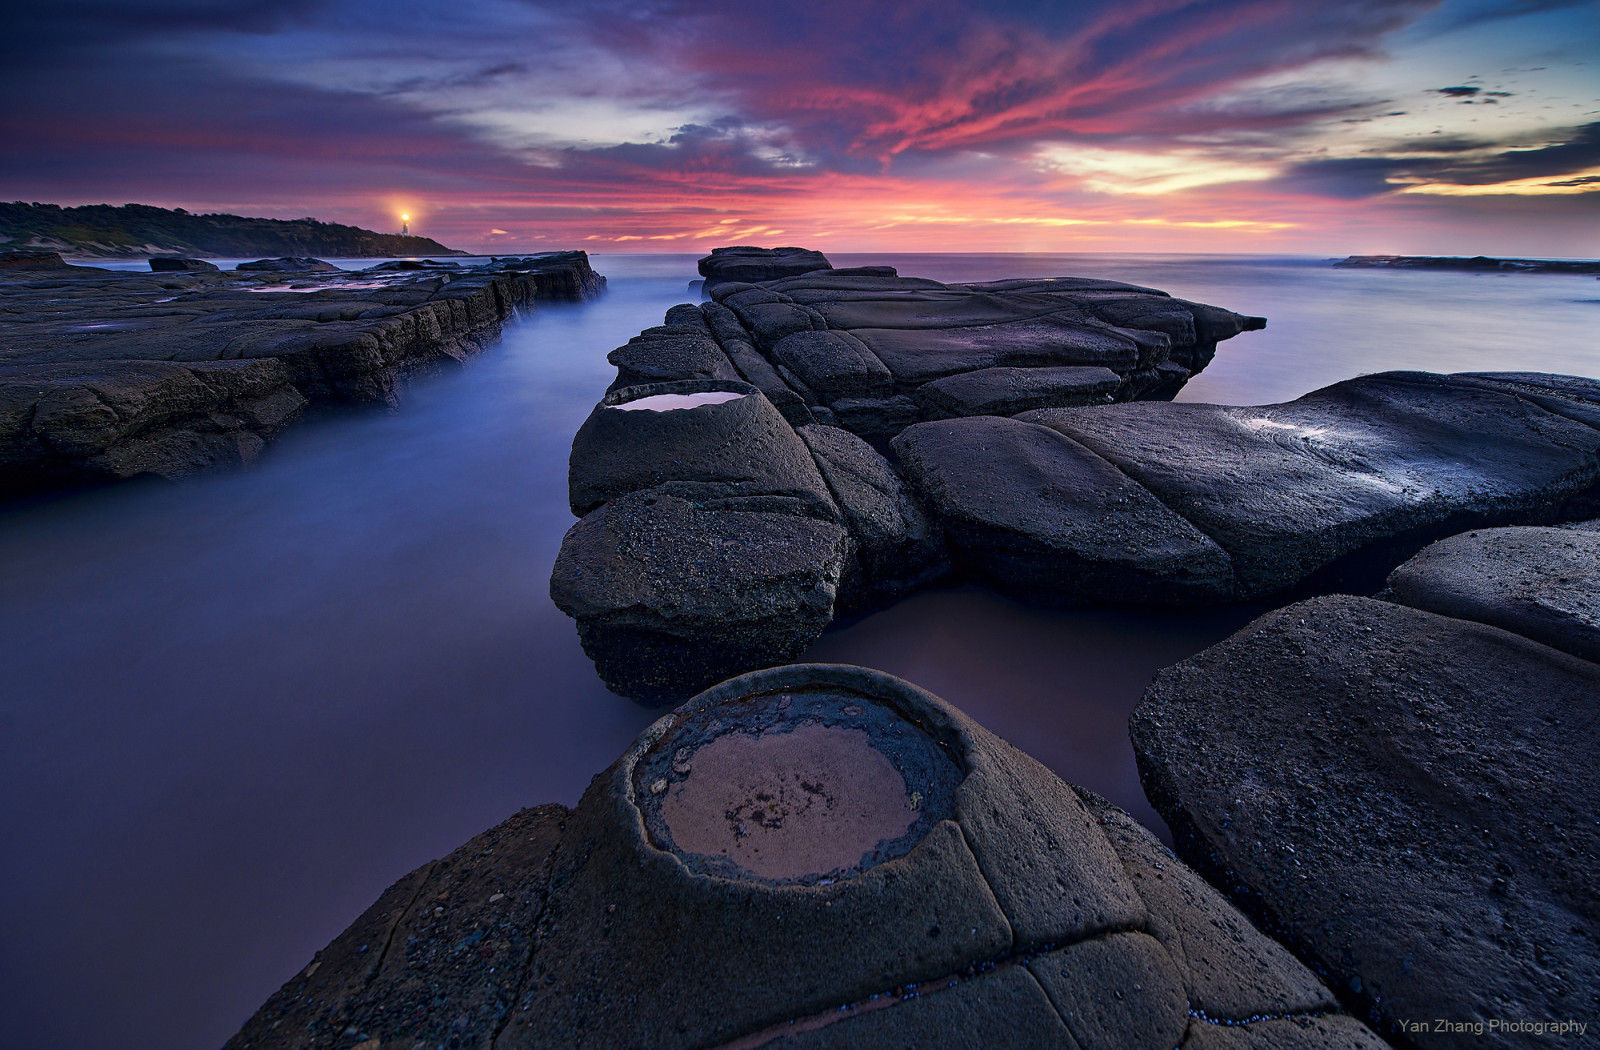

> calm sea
[3,254,1596,1050]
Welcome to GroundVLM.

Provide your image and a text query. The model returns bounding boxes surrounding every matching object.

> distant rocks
[1335,254,1600,275]
[229,663,1380,1050]
[235,257,342,272]
[148,256,219,272]
[0,252,605,497]
[0,249,70,270]
[1131,523,1600,1044]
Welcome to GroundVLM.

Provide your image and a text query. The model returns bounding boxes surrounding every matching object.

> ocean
[2,253,1596,1050]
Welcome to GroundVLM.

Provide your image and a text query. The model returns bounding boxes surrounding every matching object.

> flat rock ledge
[1131,521,1600,1048]
[227,663,1379,1050]
[559,251,1600,702]
[0,251,603,496]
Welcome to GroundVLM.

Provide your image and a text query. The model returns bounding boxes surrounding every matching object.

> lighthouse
[400,213,410,236]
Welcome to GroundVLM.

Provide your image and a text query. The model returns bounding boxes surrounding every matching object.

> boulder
[698,245,832,291]
[235,257,343,272]
[148,255,219,272]
[604,324,743,388]
[921,365,1121,417]
[1025,371,1600,598]
[231,664,1377,1050]
[894,415,1235,606]
[548,492,849,702]
[770,329,894,400]
[1383,522,1600,662]
[566,380,835,518]
[797,423,947,607]
[1132,595,1600,1047]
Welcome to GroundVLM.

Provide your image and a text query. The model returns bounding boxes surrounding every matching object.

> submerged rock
[235,257,342,272]
[1132,594,1600,1047]
[230,664,1380,1050]
[148,255,220,272]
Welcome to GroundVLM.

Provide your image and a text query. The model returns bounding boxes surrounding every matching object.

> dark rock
[567,381,835,518]
[0,252,604,497]
[699,301,812,423]
[0,249,70,269]
[1384,523,1600,662]
[1335,254,1600,275]
[235,257,343,272]
[531,664,1379,1048]
[548,493,849,702]
[230,663,1376,1050]
[921,365,1121,417]
[797,423,947,607]
[604,324,742,388]
[828,393,923,436]
[1132,595,1600,1047]
[698,245,832,291]
[1026,371,1600,598]
[369,258,460,271]
[852,320,1142,384]
[148,256,219,272]
[224,804,568,1050]
[770,329,894,400]
[894,415,1234,605]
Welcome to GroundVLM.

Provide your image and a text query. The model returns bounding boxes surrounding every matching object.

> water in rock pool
[1,253,1596,1050]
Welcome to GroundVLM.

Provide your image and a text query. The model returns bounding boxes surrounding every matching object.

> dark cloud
[1435,86,1483,97]
[1277,122,1600,198]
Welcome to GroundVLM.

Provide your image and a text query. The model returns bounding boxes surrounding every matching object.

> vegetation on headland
[0,201,465,259]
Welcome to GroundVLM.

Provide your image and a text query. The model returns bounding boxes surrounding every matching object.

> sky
[3,0,1598,255]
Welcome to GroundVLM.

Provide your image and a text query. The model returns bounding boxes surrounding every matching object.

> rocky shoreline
[1334,255,1600,275]
[0,250,603,497]
[552,247,1600,702]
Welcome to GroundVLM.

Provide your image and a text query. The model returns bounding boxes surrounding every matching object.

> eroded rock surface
[1132,595,1600,1047]
[1384,523,1600,662]
[230,664,1378,1050]
[0,251,603,495]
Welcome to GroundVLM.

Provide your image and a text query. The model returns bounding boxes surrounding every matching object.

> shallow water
[1,253,1595,1050]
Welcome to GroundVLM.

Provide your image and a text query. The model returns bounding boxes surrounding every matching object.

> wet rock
[921,365,1121,417]
[797,423,947,608]
[1384,522,1600,662]
[148,256,219,272]
[605,323,743,388]
[1132,595,1600,1047]
[0,252,604,497]
[549,492,849,702]
[1026,371,1600,598]
[567,381,835,518]
[894,415,1234,606]
[235,257,342,272]
[771,329,894,400]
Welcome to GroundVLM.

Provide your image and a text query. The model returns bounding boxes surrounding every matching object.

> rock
[921,365,1121,417]
[148,256,218,272]
[0,252,605,497]
[223,804,568,1050]
[797,423,947,607]
[0,249,69,269]
[604,324,743,389]
[548,492,849,702]
[698,245,832,292]
[893,415,1234,606]
[235,257,343,272]
[1383,523,1600,662]
[231,663,1376,1049]
[1131,594,1600,1047]
[567,381,835,518]
[770,329,894,400]
[1025,371,1600,598]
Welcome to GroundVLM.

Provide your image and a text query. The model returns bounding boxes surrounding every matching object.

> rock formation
[1131,523,1600,1046]
[227,663,1381,1050]
[0,252,604,496]
[553,247,1600,702]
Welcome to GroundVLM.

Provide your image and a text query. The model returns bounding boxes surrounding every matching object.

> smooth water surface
[1,254,1595,1050]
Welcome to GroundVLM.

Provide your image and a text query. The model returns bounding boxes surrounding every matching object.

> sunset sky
[4,0,1597,254]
